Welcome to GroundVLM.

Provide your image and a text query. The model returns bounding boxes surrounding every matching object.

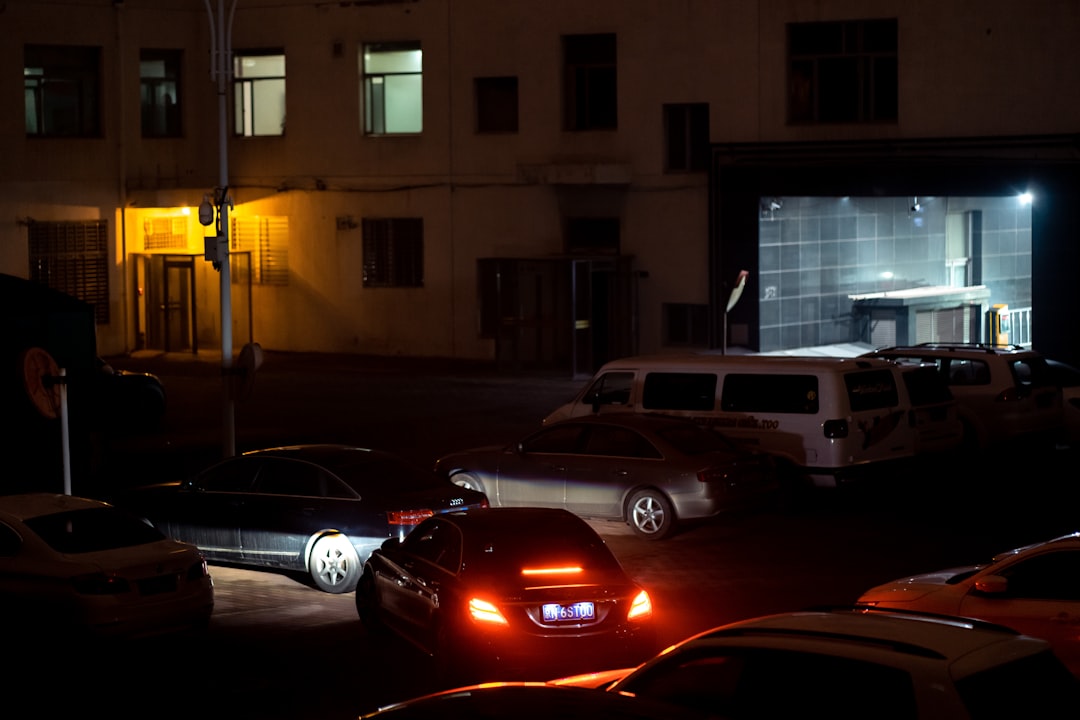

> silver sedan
[434,414,779,540]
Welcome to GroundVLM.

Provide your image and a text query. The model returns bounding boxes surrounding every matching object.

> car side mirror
[381,537,401,552]
[973,574,1008,595]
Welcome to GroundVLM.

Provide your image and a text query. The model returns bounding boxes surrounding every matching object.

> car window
[1011,357,1054,388]
[24,507,166,554]
[948,359,991,386]
[253,458,345,498]
[621,647,917,720]
[0,522,22,556]
[584,371,634,407]
[720,373,820,414]
[845,369,900,411]
[462,517,618,577]
[902,366,953,406]
[642,372,717,411]
[322,454,445,495]
[402,519,461,572]
[654,424,738,455]
[998,550,1080,600]
[522,424,586,454]
[955,649,1080,719]
[195,457,260,493]
[580,426,662,459]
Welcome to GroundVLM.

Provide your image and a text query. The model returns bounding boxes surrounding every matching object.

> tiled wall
[757,195,1032,352]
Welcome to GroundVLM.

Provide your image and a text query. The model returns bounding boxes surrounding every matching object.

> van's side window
[721,374,819,414]
[584,372,634,407]
[642,373,717,411]
[844,370,900,411]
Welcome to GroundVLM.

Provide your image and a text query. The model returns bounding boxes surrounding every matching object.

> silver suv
[861,343,1063,449]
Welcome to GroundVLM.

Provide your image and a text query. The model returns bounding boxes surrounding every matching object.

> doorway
[134,254,198,353]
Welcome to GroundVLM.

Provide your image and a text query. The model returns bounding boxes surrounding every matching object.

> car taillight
[387,509,435,525]
[823,419,848,438]
[697,467,729,483]
[187,558,210,580]
[72,573,131,595]
[627,590,653,621]
[468,597,509,626]
[521,566,583,577]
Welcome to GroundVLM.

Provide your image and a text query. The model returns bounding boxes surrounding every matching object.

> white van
[544,354,926,487]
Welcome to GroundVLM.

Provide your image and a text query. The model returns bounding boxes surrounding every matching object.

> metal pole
[207,0,237,457]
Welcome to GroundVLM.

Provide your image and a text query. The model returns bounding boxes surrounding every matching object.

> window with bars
[362,218,423,288]
[142,216,188,250]
[231,216,289,285]
[24,45,103,137]
[28,220,110,324]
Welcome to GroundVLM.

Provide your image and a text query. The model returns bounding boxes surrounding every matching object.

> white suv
[861,343,1063,449]
[568,608,1080,719]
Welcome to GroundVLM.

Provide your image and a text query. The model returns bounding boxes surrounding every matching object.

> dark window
[581,426,662,459]
[956,650,1080,718]
[664,303,709,346]
[28,220,110,324]
[721,374,820,414]
[643,373,717,412]
[902,366,953,406]
[947,359,991,386]
[475,76,518,133]
[787,19,897,124]
[565,217,619,255]
[1000,551,1080,600]
[404,519,462,572]
[25,508,166,554]
[362,218,423,288]
[140,49,182,138]
[664,103,709,172]
[563,33,617,130]
[845,369,900,411]
[583,371,635,408]
[0,523,22,556]
[522,425,586,454]
[24,45,102,137]
[195,458,260,493]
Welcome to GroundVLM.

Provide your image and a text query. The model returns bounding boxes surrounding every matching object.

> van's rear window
[720,374,819,414]
[643,373,717,411]
[845,370,900,411]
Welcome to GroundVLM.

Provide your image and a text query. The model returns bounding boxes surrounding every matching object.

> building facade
[3,0,1079,376]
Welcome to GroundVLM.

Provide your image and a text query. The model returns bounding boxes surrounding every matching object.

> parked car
[1046,358,1080,448]
[434,414,779,540]
[355,507,657,684]
[0,492,214,639]
[857,532,1080,677]
[360,682,706,720]
[112,444,489,593]
[93,356,167,428]
[861,343,1064,449]
[555,607,1080,719]
[898,363,964,455]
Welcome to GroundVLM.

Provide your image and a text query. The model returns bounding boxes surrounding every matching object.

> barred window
[142,216,188,250]
[28,220,110,324]
[231,216,289,285]
[362,218,423,288]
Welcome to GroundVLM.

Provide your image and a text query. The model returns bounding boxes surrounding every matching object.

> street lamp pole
[205,0,238,457]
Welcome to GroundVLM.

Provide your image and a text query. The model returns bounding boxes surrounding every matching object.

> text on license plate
[542,601,595,622]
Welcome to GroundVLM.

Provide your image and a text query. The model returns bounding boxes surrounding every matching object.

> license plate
[542,601,595,622]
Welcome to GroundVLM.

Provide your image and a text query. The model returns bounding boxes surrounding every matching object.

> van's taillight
[387,509,435,525]
[823,419,849,438]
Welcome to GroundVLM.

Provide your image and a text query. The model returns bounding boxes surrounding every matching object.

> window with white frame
[231,216,289,285]
[233,51,286,137]
[362,42,422,135]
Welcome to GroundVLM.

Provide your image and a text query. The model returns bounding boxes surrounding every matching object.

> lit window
[233,51,286,137]
[362,42,423,135]
[231,216,290,286]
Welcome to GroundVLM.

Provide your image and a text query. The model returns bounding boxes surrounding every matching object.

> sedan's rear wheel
[309,534,360,593]
[628,489,675,540]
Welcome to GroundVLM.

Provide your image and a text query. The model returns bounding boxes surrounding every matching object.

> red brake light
[468,597,509,626]
[387,509,435,525]
[521,566,583,576]
[627,590,653,621]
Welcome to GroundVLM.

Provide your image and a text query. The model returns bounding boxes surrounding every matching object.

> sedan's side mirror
[973,574,1008,595]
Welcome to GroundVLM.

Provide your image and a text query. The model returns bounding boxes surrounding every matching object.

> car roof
[0,492,108,522]
[594,353,900,373]
[242,444,391,461]
[867,343,1043,358]
[992,531,1080,561]
[650,608,1048,676]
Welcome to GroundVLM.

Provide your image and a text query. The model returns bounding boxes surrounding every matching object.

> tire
[355,570,386,635]
[451,472,486,495]
[627,489,676,540]
[308,534,360,593]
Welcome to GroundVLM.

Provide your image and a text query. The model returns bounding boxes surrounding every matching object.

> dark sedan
[355,507,657,684]
[113,444,488,593]
[434,414,779,540]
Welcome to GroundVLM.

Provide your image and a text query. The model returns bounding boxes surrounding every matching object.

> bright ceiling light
[1018,192,1033,206]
